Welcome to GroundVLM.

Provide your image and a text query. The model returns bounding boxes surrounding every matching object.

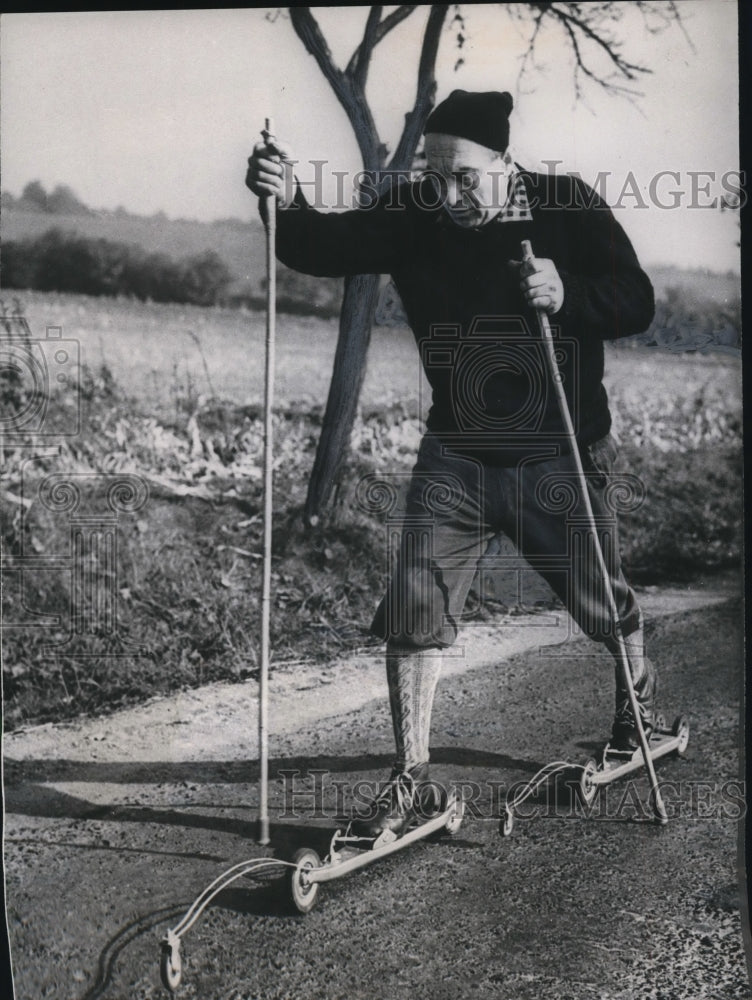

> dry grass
[0,290,742,730]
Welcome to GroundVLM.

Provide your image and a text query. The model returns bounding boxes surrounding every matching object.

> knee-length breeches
[370,432,641,650]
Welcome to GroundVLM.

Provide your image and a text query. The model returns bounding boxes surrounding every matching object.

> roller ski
[500,657,689,836]
[578,627,689,805]
[287,767,464,914]
[159,767,464,989]
[578,712,690,807]
[500,241,690,838]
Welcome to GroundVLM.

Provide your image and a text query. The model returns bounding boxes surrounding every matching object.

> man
[246,90,657,839]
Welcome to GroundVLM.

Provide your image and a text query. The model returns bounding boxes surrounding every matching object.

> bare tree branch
[558,14,600,99]
[345,5,418,78]
[388,4,450,171]
[499,1,689,95]
[352,5,383,89]
[289,7,350,108]
[374,3,418,42]
[289,7,383,166]
[544,3,647,80]
[497,1,691,104]
[517,8,546,91]
[660,1,697,54]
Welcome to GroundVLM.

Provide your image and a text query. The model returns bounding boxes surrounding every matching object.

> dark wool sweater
[267,170,655,465]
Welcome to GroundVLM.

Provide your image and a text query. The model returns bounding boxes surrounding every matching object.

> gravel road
[3,577,749,1000]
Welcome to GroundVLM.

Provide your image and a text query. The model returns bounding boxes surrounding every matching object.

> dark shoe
[610,654,657,752]
[351,762,431,841]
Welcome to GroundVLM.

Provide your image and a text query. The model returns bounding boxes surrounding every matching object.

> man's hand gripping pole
[520,240,668,825]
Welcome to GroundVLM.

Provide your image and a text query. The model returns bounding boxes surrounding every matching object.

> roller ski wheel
[288,847,321,914]
[672,715,690,755]
[160,933,182,992]
[424,786,464,841]
[579,758,599,807]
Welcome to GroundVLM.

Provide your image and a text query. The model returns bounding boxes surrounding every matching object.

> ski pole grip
[261,117,277,230]
[261,116,285,216]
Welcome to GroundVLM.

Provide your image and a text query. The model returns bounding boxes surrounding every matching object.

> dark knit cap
[424,89,513,152]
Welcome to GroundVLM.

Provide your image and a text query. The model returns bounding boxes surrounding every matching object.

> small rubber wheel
[499,808,514,838]
[288,847,321,914]
[672,715,690,755]
[160,940,182,992]
[579,759,599,807]
[654,713,667,734]
[444,790,465,835]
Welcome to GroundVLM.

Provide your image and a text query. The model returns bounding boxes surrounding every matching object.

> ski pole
[520,240,668,825]
[258,117,277,846]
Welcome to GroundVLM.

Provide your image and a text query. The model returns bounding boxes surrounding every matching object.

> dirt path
[3,576,749,999]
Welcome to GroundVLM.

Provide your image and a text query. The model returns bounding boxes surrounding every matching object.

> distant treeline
[4,181,739,333]
[2,227,233,307]
[2,180,345,313]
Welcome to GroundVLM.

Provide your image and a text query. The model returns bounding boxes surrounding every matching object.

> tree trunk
[303,271,380,523]
[297,5,449,522]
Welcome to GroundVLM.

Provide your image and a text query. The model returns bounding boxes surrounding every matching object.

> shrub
[1,228,232,306]
[178,250,234,307]
[46,184,91,215]
[626,284,741,353]
[619,441,741,581]
[20,180,48,211]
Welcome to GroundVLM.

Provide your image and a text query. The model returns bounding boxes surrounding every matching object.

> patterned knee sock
[386,646,443,771]
[612,617,657,708]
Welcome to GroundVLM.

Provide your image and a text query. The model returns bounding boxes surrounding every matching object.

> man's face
[423,133,510,228]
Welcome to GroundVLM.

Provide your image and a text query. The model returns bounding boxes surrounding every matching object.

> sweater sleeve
[259,181,407,278]
[557,177,655,341]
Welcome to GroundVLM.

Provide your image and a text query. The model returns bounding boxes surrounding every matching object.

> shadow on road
[5,745,544,787]
[78,903,186,1000]
[4,745,549,849]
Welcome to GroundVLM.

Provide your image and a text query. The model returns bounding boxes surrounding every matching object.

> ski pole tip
[258,816,271,846]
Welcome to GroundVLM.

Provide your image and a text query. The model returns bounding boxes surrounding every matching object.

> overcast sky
[0,3,741,271]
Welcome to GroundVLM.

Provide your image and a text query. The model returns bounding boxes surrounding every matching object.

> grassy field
[8,290,424,414]
[1,289,742,730]
[5,288,741,416]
